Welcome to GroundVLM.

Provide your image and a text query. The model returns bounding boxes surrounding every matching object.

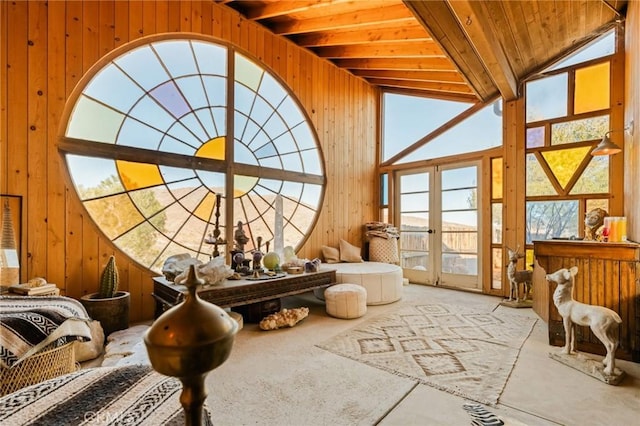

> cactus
[98,255,119,299]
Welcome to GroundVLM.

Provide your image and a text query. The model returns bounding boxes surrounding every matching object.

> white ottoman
[324,284,367,319]
[331,262,403,305]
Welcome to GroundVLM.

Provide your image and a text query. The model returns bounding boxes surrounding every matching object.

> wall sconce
[591,124,633,156]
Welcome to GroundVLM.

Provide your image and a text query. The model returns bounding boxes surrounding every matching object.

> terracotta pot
[80,291,130,337]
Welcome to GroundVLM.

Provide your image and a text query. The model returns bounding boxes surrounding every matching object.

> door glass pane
[402,251,430,270]
[399,171,431,276]
[441,165,478,279]
[442,253,477,275]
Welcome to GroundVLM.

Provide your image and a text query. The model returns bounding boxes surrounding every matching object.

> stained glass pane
[526,74,568,123]
[570,156,609,194]
[235,53,262,91]
[67,96,124,143]
[575,62,609,116]
[491,158,502,199]
[117,161,163,191]
[526,127,545,148]
[526,154,556,196]
[551,115,609,145]
[541,146,592,190]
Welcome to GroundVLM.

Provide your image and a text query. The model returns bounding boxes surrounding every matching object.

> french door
[396,162,481,290]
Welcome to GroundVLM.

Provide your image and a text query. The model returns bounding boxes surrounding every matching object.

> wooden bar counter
[532,239,640,362]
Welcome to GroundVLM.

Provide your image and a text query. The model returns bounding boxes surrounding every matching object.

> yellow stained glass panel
[491,157,503,199]
[196,137,225,160]
[574,62,609,115]
[117,161,163,191]
[194,192,216,222]
[541,146,592,190]
[526,154,556,196]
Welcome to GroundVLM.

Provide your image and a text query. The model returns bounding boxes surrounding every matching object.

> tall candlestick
[274,195,284,255]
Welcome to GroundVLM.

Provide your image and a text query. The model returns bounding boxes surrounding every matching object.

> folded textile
[0,365,214,425]
[0,307,92,369]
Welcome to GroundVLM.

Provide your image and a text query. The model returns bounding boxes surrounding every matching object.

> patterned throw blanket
[0,365,213,425]
[0,296,92,368]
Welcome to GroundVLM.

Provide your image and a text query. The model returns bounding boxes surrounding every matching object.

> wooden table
[152,268,336,319]
[533,239,639,362]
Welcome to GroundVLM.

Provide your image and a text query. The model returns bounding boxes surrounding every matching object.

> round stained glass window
[62,36,325,272]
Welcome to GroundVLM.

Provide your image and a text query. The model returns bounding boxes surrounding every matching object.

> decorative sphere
[263,252,280,270]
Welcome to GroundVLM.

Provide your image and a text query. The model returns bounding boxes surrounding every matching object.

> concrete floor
[107,283,640,425]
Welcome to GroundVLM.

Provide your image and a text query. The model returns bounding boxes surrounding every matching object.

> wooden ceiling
[220,0,628,103]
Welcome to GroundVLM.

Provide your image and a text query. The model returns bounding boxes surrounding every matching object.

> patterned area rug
[317,303,537,405]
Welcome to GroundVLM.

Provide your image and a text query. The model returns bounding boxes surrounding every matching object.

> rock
[259,307,309,330]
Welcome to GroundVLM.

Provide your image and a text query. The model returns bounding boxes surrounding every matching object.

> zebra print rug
[317,303,537,405]
[0,365,213,425]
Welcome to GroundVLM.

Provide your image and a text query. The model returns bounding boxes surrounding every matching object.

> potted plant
[80,255,130,337]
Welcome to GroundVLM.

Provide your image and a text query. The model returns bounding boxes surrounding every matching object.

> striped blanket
[0,365,213,425]
[0,296,92,368]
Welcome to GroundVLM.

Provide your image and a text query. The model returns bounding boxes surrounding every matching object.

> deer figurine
[506,245,533,302]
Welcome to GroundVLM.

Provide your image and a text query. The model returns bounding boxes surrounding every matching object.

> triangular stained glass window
[540,146,592,190]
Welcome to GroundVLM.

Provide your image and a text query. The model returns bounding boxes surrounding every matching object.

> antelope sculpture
[546,266,621,376]
[506,245,533,302]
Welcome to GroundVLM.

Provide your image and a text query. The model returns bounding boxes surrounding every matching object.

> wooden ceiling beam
[366,78,473,94]
[270,4,416,35]
[311,41,445,59]
[291,22,431,47]
[241,1,339,20]
[404,0,496,101]
[240,0,401,21]
[445,0,519,100]
[333,57,457,71]
[351,69,465,83]
[382,87,479,103]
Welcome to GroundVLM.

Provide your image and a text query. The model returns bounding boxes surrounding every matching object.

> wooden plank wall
[0,1,378,322]
[626,1,640,242]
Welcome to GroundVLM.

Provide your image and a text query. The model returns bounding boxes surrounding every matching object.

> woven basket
[0,341,79,396]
